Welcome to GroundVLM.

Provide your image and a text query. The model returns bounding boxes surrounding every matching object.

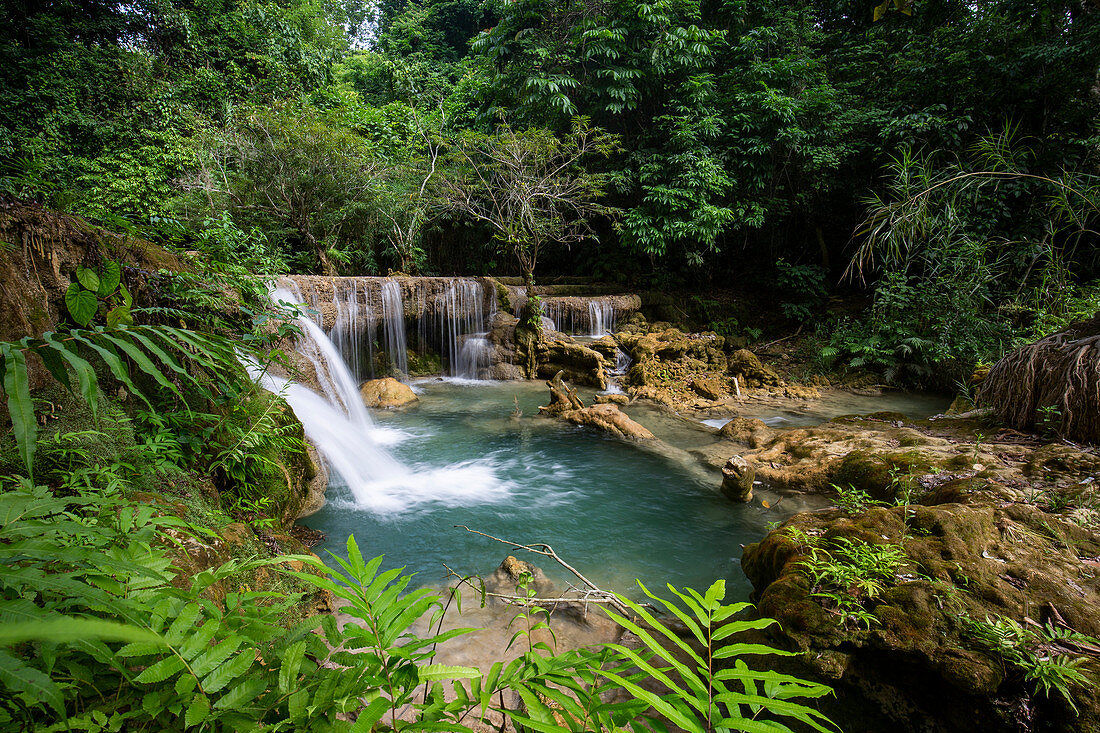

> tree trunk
[304,229,335,276]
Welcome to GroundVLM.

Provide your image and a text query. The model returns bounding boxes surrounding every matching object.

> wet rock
[691,377,727,401]
[1024,444,1100,484]
[720,455,755,502]
[485,555,554,600]
[360,377,419,409]
[727,349,780,387]
[297,442,328,518]
[221,522,254,547]
[589,337,621,365]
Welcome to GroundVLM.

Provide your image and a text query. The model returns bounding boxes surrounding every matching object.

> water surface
[301,381,784,600]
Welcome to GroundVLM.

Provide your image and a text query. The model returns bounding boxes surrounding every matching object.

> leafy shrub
[823,273,1014,388]
[0,482,841,732]
[964,616,1098,714]
[775,259,828,322]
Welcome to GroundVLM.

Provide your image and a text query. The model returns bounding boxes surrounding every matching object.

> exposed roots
[978,313,1100,443]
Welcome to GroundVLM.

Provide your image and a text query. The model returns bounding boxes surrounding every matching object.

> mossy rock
[833,450,896,498]
[743,500,1100,732]
[486,277,512,313]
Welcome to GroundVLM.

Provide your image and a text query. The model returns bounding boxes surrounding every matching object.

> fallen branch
[454,526,631,615]
[754,326,803,351]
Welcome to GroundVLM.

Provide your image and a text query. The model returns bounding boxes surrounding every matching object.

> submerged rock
[359,377,418,409]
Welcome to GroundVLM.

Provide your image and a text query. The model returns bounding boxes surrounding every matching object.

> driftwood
[978,312,1100,443]
[537,370,584,415]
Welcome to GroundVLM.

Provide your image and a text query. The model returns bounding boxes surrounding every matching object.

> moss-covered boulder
[741,498,1100,732]
[727,348,780,387]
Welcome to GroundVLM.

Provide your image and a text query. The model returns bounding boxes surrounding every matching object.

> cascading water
[329,280,375,383]
[435,280,493,379]
[260,281,506,512]
[380,280,408,377]
[277,275,497,381]
[261,284,409,508]
[540,297,617,336]
[588,299,615,336]
[611,348,632,375]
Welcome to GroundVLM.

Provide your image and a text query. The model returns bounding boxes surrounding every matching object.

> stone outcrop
[359,377,419,409]
[534,339,608,389]
[706,410,1100,501]
[485,312,610,386]
[741,496,1100,732]
[727,348,781,388]
[610,320,817,411]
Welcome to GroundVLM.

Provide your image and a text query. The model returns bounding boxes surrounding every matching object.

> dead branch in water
[453,526,631,615]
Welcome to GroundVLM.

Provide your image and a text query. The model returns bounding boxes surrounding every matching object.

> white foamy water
[327,460,512,514]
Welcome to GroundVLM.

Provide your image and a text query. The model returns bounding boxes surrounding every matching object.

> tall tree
[438,118,619,289]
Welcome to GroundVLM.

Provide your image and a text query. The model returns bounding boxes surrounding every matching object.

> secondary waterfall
[279,275,496,381]
[540,296,618,336]
[587,299,615,336]
[434,280,492,379]
[380,280,408,377]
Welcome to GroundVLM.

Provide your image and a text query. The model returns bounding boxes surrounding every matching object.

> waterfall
[611,348,632,375]
[277,275,496,381]
[257,280,510,513]
[329,280,374,383]
[380,280,408,377]
[435,280,492,379]
[259,284,410,507]
[588,299,616,336]
[540,297,617,336]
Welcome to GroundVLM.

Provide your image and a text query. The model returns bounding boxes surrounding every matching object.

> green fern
[0,324,246,478]
[598,580,837,733]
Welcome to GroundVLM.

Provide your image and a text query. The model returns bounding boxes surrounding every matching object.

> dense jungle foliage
[2,1,1100,728]
[4,0,1100,384]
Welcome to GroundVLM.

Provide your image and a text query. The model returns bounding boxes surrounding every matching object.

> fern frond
[0,325,248,477]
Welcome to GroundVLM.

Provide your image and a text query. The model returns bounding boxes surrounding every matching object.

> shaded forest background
[3,0,1100,386]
